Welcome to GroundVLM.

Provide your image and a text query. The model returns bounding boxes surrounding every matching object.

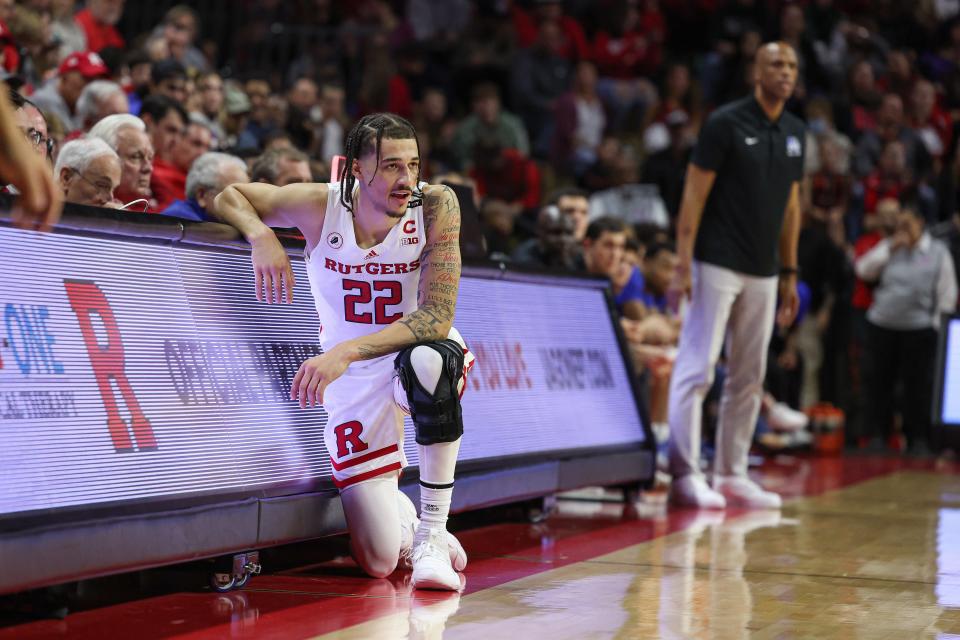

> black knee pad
[394,339,465,445]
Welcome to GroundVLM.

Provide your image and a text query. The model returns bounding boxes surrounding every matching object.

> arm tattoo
[399,184,461,342]
[348,186,462,361]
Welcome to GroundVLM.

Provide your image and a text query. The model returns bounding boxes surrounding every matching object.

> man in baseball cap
[31,51,110,133]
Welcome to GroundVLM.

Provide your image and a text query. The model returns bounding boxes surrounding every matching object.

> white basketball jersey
[304,182,427,352]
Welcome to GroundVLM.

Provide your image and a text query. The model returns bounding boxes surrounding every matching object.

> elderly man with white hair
[54,137,121,207]
[89,114,155,209]
[162,152,248,222]
[76,80,129,132]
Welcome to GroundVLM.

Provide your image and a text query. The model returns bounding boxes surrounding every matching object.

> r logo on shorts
[333,420,369,458]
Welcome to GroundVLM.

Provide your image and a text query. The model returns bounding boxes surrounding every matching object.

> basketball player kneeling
[214,113,473,591]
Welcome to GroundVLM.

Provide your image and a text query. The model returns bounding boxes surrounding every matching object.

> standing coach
[667,42,803,509]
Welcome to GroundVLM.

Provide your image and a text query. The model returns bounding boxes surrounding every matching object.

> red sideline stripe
[334,462,403,489]
[329,443,399,471]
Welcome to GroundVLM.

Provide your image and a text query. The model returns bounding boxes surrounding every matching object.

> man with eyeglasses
[0,87,61,230]
[9,90,52,161]
[54,137,121,207]
[89,114,155,210]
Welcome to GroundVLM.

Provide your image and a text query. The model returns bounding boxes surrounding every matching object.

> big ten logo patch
[401,220,419,245]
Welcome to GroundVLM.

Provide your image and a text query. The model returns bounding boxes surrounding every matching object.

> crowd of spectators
[5,0,960,457]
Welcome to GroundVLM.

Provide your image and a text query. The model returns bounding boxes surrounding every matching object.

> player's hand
[251,232,295,303]
[666,262,691,313]
[776,275,800,330]
[8,150,62,232]
[290,347,351,408]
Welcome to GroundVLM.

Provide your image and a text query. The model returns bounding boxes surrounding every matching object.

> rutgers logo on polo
[327,232,343,249]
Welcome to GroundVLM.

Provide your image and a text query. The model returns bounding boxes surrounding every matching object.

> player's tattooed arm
[398,184,461,341]
[345,184,462,361]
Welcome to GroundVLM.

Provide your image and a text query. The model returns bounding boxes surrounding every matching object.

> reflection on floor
[3,454,960,639]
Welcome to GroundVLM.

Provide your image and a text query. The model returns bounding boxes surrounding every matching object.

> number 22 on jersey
[342,279,403,324]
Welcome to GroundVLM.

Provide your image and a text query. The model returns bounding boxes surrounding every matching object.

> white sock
[416,480,453,544]
[408,344,461,546]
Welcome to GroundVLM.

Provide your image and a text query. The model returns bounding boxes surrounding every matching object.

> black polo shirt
[691,96,805,277]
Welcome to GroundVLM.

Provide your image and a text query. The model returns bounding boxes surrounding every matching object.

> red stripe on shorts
[334,462,403,489]
[329,443,400,471]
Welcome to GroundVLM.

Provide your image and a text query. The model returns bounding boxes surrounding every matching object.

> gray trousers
[668,261,778,478]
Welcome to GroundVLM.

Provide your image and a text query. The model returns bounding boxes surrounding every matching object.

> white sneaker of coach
[398,491,468,571]
[766,402,809,432]
[713,475,782,509]
[411,528,463,591]
[670,474,727,509]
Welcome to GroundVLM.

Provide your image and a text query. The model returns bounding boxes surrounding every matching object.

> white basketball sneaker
[411,528,463,591]
[670,474,727,509]
[713,475,782,509]
[397,491,468,571]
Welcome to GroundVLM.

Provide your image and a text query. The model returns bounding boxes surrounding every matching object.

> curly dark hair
[339,112,421,212]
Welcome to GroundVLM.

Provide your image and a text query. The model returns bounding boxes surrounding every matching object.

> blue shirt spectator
[162,197,207,221]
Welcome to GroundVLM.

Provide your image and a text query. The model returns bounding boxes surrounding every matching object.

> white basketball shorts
[322,327,475,489]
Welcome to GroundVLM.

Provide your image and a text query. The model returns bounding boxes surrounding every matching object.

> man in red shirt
[157,115,214,207]
[140,95,187,211]
[75,0,125,53]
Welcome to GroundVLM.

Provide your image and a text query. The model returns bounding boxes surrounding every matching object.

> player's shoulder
[269,181,330,241]
[419,183,461,215]
[272,180,330,208]
[311,181,332,204]
[420,183,457,202]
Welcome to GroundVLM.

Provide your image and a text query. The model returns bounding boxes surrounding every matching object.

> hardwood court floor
[2,454,959,639]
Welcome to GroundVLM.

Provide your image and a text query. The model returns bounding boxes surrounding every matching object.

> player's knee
[409,345,443,394]
[360,554,398,579]
[353,541,400,578]
[395,340,464,445]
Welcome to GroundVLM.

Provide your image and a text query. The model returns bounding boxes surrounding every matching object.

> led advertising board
[938,317,960,426]
[1,227,645,520]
